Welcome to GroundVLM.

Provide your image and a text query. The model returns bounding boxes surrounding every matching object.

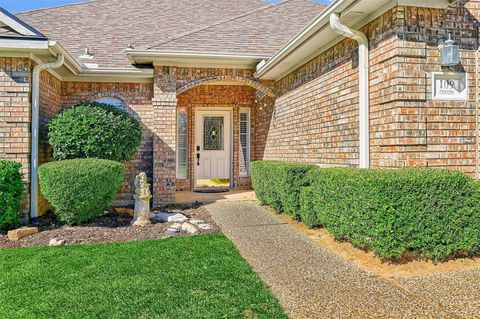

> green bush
[301,168,480,261]
[48,102,143,162]
[0,161,23,231]
[251,161,315,219]
[38,159,125,224]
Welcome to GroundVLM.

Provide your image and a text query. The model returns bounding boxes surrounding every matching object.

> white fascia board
[48,41,82,75]
[127,50,269,68]
[0,9,40,36]
[0,38,49,50]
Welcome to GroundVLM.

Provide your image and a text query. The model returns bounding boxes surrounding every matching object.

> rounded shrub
[38,159,125,224]
[48,102,143,162]
[0,160,23,231]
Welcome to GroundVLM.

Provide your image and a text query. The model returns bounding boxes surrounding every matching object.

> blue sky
[3,0,331,14]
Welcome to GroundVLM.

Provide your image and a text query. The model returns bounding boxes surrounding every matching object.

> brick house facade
[1,0,479,219]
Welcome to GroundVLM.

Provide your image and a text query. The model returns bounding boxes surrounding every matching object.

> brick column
[152,66,177,206]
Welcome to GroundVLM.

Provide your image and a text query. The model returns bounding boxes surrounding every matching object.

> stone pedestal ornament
[132,172,152,227]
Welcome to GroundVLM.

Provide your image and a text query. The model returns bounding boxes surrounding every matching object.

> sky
[2,0,331,14]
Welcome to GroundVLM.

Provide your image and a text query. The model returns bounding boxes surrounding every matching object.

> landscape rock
[189,219,206,225]
[49,238,66,247]
[166,228,179,236]
[7,227,38,241]
[169,223,182,230]
[198,223,214,230]
[181,222,198,234]
[152,213,189,223]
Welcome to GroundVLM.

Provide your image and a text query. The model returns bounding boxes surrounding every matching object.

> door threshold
[193,187,231,194]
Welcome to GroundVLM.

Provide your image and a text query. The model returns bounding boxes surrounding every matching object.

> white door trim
[194,107,233,189]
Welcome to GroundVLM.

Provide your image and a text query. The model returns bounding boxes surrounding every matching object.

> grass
[0,234,287,319]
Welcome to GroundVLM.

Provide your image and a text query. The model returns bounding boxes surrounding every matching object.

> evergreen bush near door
[38,159,125,224]
[48,102,143,162]
[301,168,480,261]
[0,160,23,231]
[251,161,315,219]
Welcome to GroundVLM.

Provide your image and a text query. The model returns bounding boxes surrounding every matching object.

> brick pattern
[153,66,177,206]
[61,81,154,205]
[0,57,31,217]
[370,2,480,174]
[38,69,62,215]
[261,1,480,177]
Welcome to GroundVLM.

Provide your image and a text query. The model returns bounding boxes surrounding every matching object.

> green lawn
[0,234,287,319]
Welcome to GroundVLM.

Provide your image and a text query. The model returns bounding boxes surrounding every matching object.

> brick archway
[176,75,275,98]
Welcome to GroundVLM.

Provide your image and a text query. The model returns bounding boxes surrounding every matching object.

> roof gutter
[30,53,64,220]
[330,13,370,168]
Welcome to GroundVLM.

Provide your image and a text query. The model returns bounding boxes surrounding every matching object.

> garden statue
[132,172,152,227]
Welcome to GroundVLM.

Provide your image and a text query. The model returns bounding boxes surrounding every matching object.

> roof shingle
[16,0,326,68]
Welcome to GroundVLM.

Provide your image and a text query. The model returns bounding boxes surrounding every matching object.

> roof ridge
[147,0,295,50]
[15,0,94,15]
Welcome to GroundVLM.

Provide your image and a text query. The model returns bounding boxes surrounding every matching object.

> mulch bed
[0,203,220,249]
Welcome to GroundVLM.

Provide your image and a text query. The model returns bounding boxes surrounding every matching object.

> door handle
[196,152,200,166]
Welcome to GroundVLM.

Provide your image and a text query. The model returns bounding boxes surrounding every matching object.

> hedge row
[251,161,315,219]
[39,159,125,224]
[0,161,24,231]
[251,161,480,261]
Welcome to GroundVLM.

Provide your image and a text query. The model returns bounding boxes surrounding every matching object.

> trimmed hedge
[251,161,315,219]
[252,161,480,261]
[300,168,480,261]
[48,102,143,162]
[38,159,125,224]
[0,161,23,231]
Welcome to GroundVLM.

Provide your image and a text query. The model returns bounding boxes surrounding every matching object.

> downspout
[330,13,370,168]
[30,54,64,220]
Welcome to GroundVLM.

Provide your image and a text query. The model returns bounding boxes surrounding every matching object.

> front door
[195,109,231,188]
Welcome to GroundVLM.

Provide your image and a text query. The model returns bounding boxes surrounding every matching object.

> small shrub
[251,161,315,219]
[301,168,480,261]
[48,102,143,162]
[0,161,23,231]
[38,159,125,224]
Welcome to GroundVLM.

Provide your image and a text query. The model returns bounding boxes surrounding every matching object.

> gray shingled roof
[16,0,326,68]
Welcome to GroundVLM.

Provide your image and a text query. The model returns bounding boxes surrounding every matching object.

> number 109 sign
[432,72,468,101]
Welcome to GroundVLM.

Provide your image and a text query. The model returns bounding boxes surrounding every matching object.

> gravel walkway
[206,201,476,319]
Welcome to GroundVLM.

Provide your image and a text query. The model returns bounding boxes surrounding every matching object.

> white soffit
[127,50,269,69]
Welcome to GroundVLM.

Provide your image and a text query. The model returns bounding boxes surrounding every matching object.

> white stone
[49,238,66,247]
[198,223,214,230]
[166,228,179,236]
[152,213,189,223]
[170,223,182,230]
[189,219,206,225]
[181,222,198,234]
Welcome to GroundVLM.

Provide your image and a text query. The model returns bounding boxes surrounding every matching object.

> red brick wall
[259,1,480,177]
[61,82,154,205]
[0,57,31,217]
[369,2,479,175]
